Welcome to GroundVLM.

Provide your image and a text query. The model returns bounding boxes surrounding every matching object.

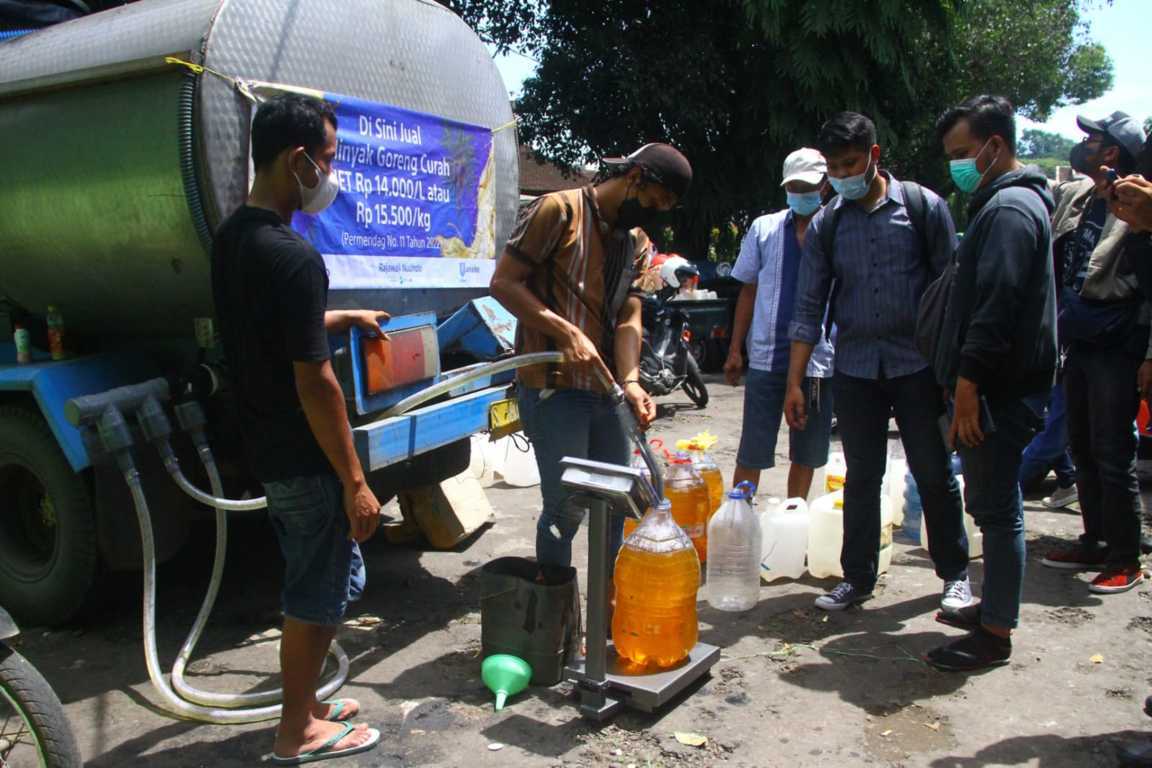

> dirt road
[9,375,1151,766]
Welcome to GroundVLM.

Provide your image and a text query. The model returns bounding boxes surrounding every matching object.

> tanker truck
[0,0,524,626]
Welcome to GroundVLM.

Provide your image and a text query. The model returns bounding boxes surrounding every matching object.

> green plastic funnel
[481,654,532,711]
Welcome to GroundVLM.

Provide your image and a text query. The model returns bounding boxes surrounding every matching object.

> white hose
[163,453,267,511]
[385,351,609,416]
[128,455,348,722]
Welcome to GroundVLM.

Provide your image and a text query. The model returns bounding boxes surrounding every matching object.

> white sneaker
[1042,485,1078,509]
[941,577,974,611]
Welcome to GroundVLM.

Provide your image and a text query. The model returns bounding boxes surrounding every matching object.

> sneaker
[1089,565,1145,594]
[1040,544,1108,571]
[936,603,981,631]
[1042,484,1078,509]
[814,581,873,612]
[925,626,1012,672]
[941,577,974,611]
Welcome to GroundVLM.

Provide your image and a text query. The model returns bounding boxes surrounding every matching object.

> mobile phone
[1104,167,1120,200]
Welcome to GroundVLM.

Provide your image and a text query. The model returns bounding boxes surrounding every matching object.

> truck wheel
[0,408,97,627]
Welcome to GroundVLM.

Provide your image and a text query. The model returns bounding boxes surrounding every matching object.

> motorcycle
[0,607,81,767]
[637,257,709,408]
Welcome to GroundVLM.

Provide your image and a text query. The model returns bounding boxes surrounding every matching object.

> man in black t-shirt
[211,94,385,763]
[1041,111,1149,596]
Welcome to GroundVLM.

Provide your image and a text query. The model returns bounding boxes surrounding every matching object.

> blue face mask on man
[828,157,876,201]
[786,191,822,217]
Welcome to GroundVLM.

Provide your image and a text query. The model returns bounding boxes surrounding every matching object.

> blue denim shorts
[262,473,365,626]
[736,369,833,470]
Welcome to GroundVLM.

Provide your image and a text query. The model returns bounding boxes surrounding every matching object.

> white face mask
[293,152,339,214]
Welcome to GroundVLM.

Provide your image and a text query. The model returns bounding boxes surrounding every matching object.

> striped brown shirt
[506,185,652,391]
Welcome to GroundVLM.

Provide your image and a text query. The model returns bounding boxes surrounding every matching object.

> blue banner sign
[290,91,497,289]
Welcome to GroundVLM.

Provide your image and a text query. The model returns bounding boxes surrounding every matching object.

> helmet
[658,255,699,289]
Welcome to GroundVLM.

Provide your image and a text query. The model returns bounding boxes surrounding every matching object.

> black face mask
[616,196,667,232]
[1069,142,1100,176]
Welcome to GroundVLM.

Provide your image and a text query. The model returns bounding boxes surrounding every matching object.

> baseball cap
[601,143,693,199]
[780,147,827,187]
[1076,111,1147,161]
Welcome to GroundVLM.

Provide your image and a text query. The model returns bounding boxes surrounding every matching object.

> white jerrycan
[760,498,809,581]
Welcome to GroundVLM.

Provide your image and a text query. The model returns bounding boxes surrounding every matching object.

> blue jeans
[1019,380,1075,491]
[518,388,631,567]
[736,370,834,470]
[957,397,1045,630]
[833,368,969,592]
[262,473,366,626]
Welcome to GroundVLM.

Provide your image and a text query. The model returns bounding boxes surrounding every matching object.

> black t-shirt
[1063,196,1108,292]
[211,206,333,482]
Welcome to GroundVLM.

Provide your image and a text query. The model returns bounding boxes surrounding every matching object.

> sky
[1021,0,1147,139]
[492,0,1146,141]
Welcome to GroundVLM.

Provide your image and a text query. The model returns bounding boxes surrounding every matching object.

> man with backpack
[786,112,972,613]
[1040,111,1149,595]
[927,95,1057,671]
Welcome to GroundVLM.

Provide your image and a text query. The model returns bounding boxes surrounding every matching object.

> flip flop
[270,722,381,765]
[321,698,359,722]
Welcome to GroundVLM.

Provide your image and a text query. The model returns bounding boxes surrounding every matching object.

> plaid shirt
[505,185,651,391]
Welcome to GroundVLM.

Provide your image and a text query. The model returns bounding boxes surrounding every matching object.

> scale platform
[566,641,721,718]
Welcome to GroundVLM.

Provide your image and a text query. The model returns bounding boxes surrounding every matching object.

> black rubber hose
[178,71,214,254]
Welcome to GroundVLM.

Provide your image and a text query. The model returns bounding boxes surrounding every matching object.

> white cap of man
[780,147,827,187]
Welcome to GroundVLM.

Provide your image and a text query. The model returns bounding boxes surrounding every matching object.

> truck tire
[0,407,97,627]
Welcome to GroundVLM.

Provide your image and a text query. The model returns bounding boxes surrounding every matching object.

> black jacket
[944,167,1058,399]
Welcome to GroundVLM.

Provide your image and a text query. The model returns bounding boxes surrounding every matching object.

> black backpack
[820,181,935,325]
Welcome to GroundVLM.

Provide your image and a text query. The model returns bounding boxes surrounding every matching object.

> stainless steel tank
[0,0,518,335]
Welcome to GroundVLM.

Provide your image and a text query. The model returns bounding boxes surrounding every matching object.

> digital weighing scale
[559,457,720,721]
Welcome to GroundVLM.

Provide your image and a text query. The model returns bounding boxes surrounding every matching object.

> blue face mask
[828,158,876,201]
[786,191,822,217]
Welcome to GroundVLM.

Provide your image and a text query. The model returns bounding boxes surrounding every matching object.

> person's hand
[558,326,614,387]
[1111,175,1152,233]
[723,349,745,386]
[624,381,656,427]
[949,377,983,448]
[1139,360,1152,403]
[343,481,381,543]
[783,383,807,430]
[327,309,391,337]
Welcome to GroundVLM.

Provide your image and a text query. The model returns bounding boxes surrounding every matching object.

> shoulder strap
[819,198,843,263]
[817,201,843,344]
[901,181,933,270]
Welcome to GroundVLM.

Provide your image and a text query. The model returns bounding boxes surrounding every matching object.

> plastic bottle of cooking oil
[612,499,700,668]
[665,454,709,564]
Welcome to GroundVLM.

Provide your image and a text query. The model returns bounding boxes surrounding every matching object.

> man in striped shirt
[786,112,972,614]
[490,143,691,567]
[725,148,835,500]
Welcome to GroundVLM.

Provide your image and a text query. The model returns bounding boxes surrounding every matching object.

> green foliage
[1019,128,1075,159]
[447,0,1113,258]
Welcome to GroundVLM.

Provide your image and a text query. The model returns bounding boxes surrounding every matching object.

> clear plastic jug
[706,484,761,612]
[760,497,809,582]
[612,499,700,668]
[824,451,847,493]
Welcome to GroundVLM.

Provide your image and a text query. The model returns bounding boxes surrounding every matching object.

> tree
[1019,128,1076,159]
[448,0,1113,258]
